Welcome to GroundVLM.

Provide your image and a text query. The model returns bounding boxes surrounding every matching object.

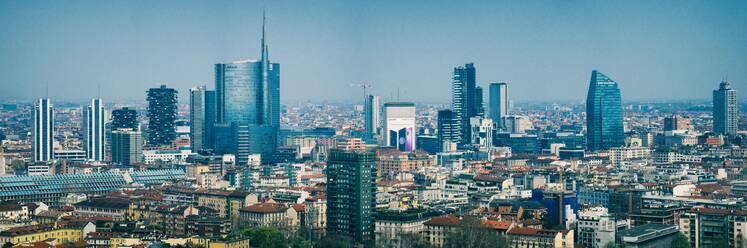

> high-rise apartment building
[437,110,460,151]
[83,98,105,161]
[111,107,139,130]
[382,102,416,152]
[33,98,54,162]
[326,149,376,245]
[713,80,738,136]
[452,63,482,144]
[190,86,216,152]
[489,82,508,125]
[111,128,142,165]
[586,70,624,151]
[146,85,178,147]
[470,117,493,150]
[501,115,533,134]
[214,13,279,164]
[364,94,380,136]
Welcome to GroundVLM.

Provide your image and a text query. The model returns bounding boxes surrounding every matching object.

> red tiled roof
[424,215,460,226]
[241,203,288,213]
[292,204,305,212]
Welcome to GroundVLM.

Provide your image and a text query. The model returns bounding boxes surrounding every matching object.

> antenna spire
[261,8,268,62]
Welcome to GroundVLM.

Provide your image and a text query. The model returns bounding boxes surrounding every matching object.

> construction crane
[350,82,372,100]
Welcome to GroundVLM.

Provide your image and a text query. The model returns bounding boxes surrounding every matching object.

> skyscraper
[586,70,624,151]
[382,102,416,152]
[663,115,692,132]
[146,85,178,147]
[83,98,105,161]
[452,63,481,144]
[33,98,54,162]
[364,94,380,136]
[437,109,460,151]
[326,149,376,245]
[214,12,279,164]
[713,80,738,136]
[111,128,142,165]
[190,86,216,152]
[489,82,508,124]
[475,86,485,117]
[111,107,139,130]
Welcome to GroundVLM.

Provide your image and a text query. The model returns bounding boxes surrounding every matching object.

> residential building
[147,84,178,146]
[111,128,142,165]
[326,149,377,244]
[713,80,738,135]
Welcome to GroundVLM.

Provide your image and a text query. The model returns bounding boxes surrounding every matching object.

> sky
[1,0,746,104]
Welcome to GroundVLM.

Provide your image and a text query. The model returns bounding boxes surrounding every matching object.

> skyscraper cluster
[451,63,482,144]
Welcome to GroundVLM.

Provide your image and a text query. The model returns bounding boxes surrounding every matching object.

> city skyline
[1,0,745,103]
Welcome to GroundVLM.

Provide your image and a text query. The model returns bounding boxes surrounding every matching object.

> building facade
[489,82,508,127]
[383,102,416,152]
[586,70,624,151]
[365,94,380,136]
[83,98,105,161]
[111,128,143,165]
[147,85,178,147]
[326,149,377,244]
[713,80,738,136]
[33,98,54,162]
[452,63,482,144]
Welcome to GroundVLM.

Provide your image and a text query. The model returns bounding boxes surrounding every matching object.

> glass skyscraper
[585,70,624,151]
[146,85,178,147]
[364,94,380,136]
[452,63,482,144]
[713,80,738,136]
[214,13,279,165]
[437,109,460,151]
[33,98,54,162]
[83,98,105,161]
[489,82,508,126]
[190,86,216,152]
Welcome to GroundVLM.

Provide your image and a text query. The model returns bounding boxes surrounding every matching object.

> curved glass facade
[586,70,624,151]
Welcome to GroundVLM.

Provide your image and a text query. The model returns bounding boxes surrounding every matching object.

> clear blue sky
[1,0,745,103]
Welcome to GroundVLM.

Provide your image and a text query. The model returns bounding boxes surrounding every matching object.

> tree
[240,226,287,248]
[3,242,13,248]
[443,217,509,248]
[671,232,690,248]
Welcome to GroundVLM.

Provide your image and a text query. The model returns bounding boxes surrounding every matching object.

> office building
[586,70,624,151]
[501,115,532,134]
[469,117,493,150]
[111,128,142,165]
[147,85,178,146]
[679,207,747,248]
[489,82,508,126]
[475,86,484,117]
[618,224,678,248]
[111,107,139,130]
[452,63,482,144]
[713,80,738,135]
[326,149,377,244]
[214,13,279,164]
[33,98,54,162]
[383,102,416,152]
[663,115,692,131]
[83,98,105,161]
[364,94,380,136]
[437,110,460,151]
[190,86,216,152]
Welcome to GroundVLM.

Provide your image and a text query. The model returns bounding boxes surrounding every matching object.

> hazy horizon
[1,0,745,104]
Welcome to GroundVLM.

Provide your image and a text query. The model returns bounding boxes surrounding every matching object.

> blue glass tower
[586,70,624,151]
[214,12,279,165]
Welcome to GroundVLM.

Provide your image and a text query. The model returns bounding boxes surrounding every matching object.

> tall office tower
[111,107,139,130]
[215,13,280,164]
[111,128,142,165]
[190,86,217,152]
[475,86,485,117]
[326,149,376,245]
[489,82,508,125]
[663,115,692,131]
[470,117,493,149]
[146,85,178,147]
[586,70,624,151]
[83,98,105,161]
[364,94,380,136]
[452,63,480,144]
[382,102,416,152]
[713,80,738,136]
[437,110,460,151]
[33,98,54,162]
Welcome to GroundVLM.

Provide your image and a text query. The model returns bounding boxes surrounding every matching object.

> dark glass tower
[111,107,139,130]
[214,12,279,164]
[146,85,178,147]
[190,86,216,152]
[585,70,624,151]
[437,109,460,151]
[326,149,376,245]
[489,82,508,125]
[713,80,738,136]
[452,63,481,144]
